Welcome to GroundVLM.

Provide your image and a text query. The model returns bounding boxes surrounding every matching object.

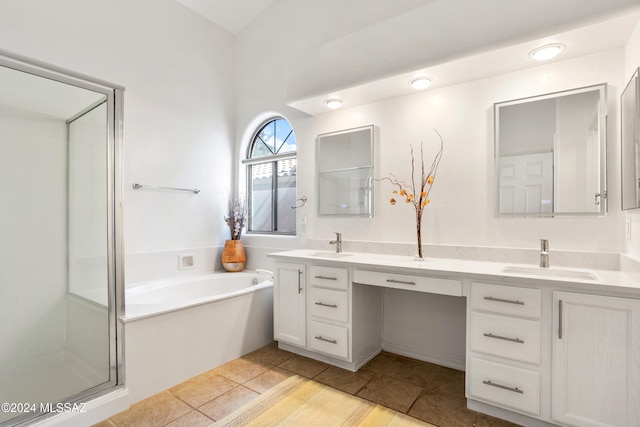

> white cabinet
[470,312,541,365]
[552,292,640,427]
[308,320,349,359]
[307,265,350,359]
[274,261,382,371]
[469,358,540,415]
[470,282,541,318]
[270,251,640,427]
[273,262,306,347]
[467,282,543,417]
[353,269,462,296]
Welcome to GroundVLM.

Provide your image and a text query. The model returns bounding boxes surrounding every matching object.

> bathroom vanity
[268,249,640,427]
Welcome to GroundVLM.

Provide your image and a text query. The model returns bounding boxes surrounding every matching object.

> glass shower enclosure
[0,51,124,425]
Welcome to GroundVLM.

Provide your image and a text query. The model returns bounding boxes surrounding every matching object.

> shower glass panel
[0,53,122,425]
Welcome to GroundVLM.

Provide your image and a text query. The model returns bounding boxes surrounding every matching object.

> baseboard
[382,341,465,371]
[278,342,363,372]
[353,349,381,371]
[467,399,556,427]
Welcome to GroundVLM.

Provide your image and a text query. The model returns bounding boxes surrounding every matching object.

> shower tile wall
[0,108,68,418]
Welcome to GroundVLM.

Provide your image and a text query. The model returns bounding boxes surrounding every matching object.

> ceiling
[175,0,276,34]
[288,8,640,115]
[176,0,640,40]
[176,0,640,115]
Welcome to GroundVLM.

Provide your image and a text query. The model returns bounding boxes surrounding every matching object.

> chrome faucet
[330,232,342,253]
[540,239,549,268]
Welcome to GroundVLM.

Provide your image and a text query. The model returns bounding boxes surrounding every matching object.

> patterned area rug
[212,375,434,426]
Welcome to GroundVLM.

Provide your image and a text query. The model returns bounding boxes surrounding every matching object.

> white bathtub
[123,271,273,321]
[121,271,274,403]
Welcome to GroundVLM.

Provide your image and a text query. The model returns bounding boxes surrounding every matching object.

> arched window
[244,118,297,234]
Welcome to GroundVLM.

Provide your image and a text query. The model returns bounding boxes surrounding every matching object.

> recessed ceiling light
[324,98,343,109]
[529,44,564,61]
[410,76,432,90]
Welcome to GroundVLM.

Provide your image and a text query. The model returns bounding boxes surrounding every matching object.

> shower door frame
[0,49,125,425]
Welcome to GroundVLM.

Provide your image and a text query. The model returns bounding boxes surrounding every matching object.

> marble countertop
[268,249,640,296]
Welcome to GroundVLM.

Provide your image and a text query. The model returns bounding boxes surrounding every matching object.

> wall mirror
[621,68,640,210]
[317,125,374,216]
[494,84,607,217]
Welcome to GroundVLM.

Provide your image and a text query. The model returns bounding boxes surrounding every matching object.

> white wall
[0,0,237,280]
[238,48,625,259]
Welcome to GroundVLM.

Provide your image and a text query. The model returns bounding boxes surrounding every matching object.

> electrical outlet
[178,254,195,270]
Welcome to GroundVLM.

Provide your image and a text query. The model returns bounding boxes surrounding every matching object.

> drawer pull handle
[314,335,337,344]
[482,380,524,394]
[315,275,338,281]
[484,296,524,305]
[386,279,416,285]
[483,333,524,344]
[315,302,338,308]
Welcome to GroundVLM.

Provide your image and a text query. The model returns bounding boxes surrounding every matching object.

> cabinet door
[274,263,306,347]
[553,292,640,427]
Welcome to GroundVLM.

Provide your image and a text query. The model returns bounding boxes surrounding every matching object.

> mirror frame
[316,125,374,217]
[494,83,608,218]
[621,68,640,210]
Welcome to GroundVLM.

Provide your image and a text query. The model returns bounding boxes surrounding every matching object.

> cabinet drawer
[471,282,541,318]
[309,265,349,290]
[469,358,540,416]
[353,269,462,297]
[308,321,348,359]
[470,312,540,364]
[309,287,348,322]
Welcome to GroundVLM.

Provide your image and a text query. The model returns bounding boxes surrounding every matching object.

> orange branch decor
[379,129,443,260]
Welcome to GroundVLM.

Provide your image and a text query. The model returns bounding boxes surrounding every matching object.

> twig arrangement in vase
[224,198,246,241]
[378,129,443,260]
[222,198,247,272]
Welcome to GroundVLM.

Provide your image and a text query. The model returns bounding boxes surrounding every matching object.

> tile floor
[93,342,520,427]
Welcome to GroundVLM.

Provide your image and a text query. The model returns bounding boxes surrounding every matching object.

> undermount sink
[502,265,598,281]
[311,252,353,259]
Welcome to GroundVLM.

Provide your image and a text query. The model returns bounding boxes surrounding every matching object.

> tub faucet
[330,232,342,253]
[540,239,549,268]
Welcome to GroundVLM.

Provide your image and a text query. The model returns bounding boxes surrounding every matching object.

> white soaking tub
[121,271,274,403]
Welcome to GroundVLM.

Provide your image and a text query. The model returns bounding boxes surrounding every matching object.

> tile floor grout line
[97,343,520,427]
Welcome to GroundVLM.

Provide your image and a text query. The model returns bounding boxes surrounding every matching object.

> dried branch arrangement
[377,129,444,259]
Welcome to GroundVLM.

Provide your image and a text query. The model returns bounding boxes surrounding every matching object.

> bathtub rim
[120,270,273,323]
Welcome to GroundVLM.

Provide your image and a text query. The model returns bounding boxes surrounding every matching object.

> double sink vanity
[268,249,640,427]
